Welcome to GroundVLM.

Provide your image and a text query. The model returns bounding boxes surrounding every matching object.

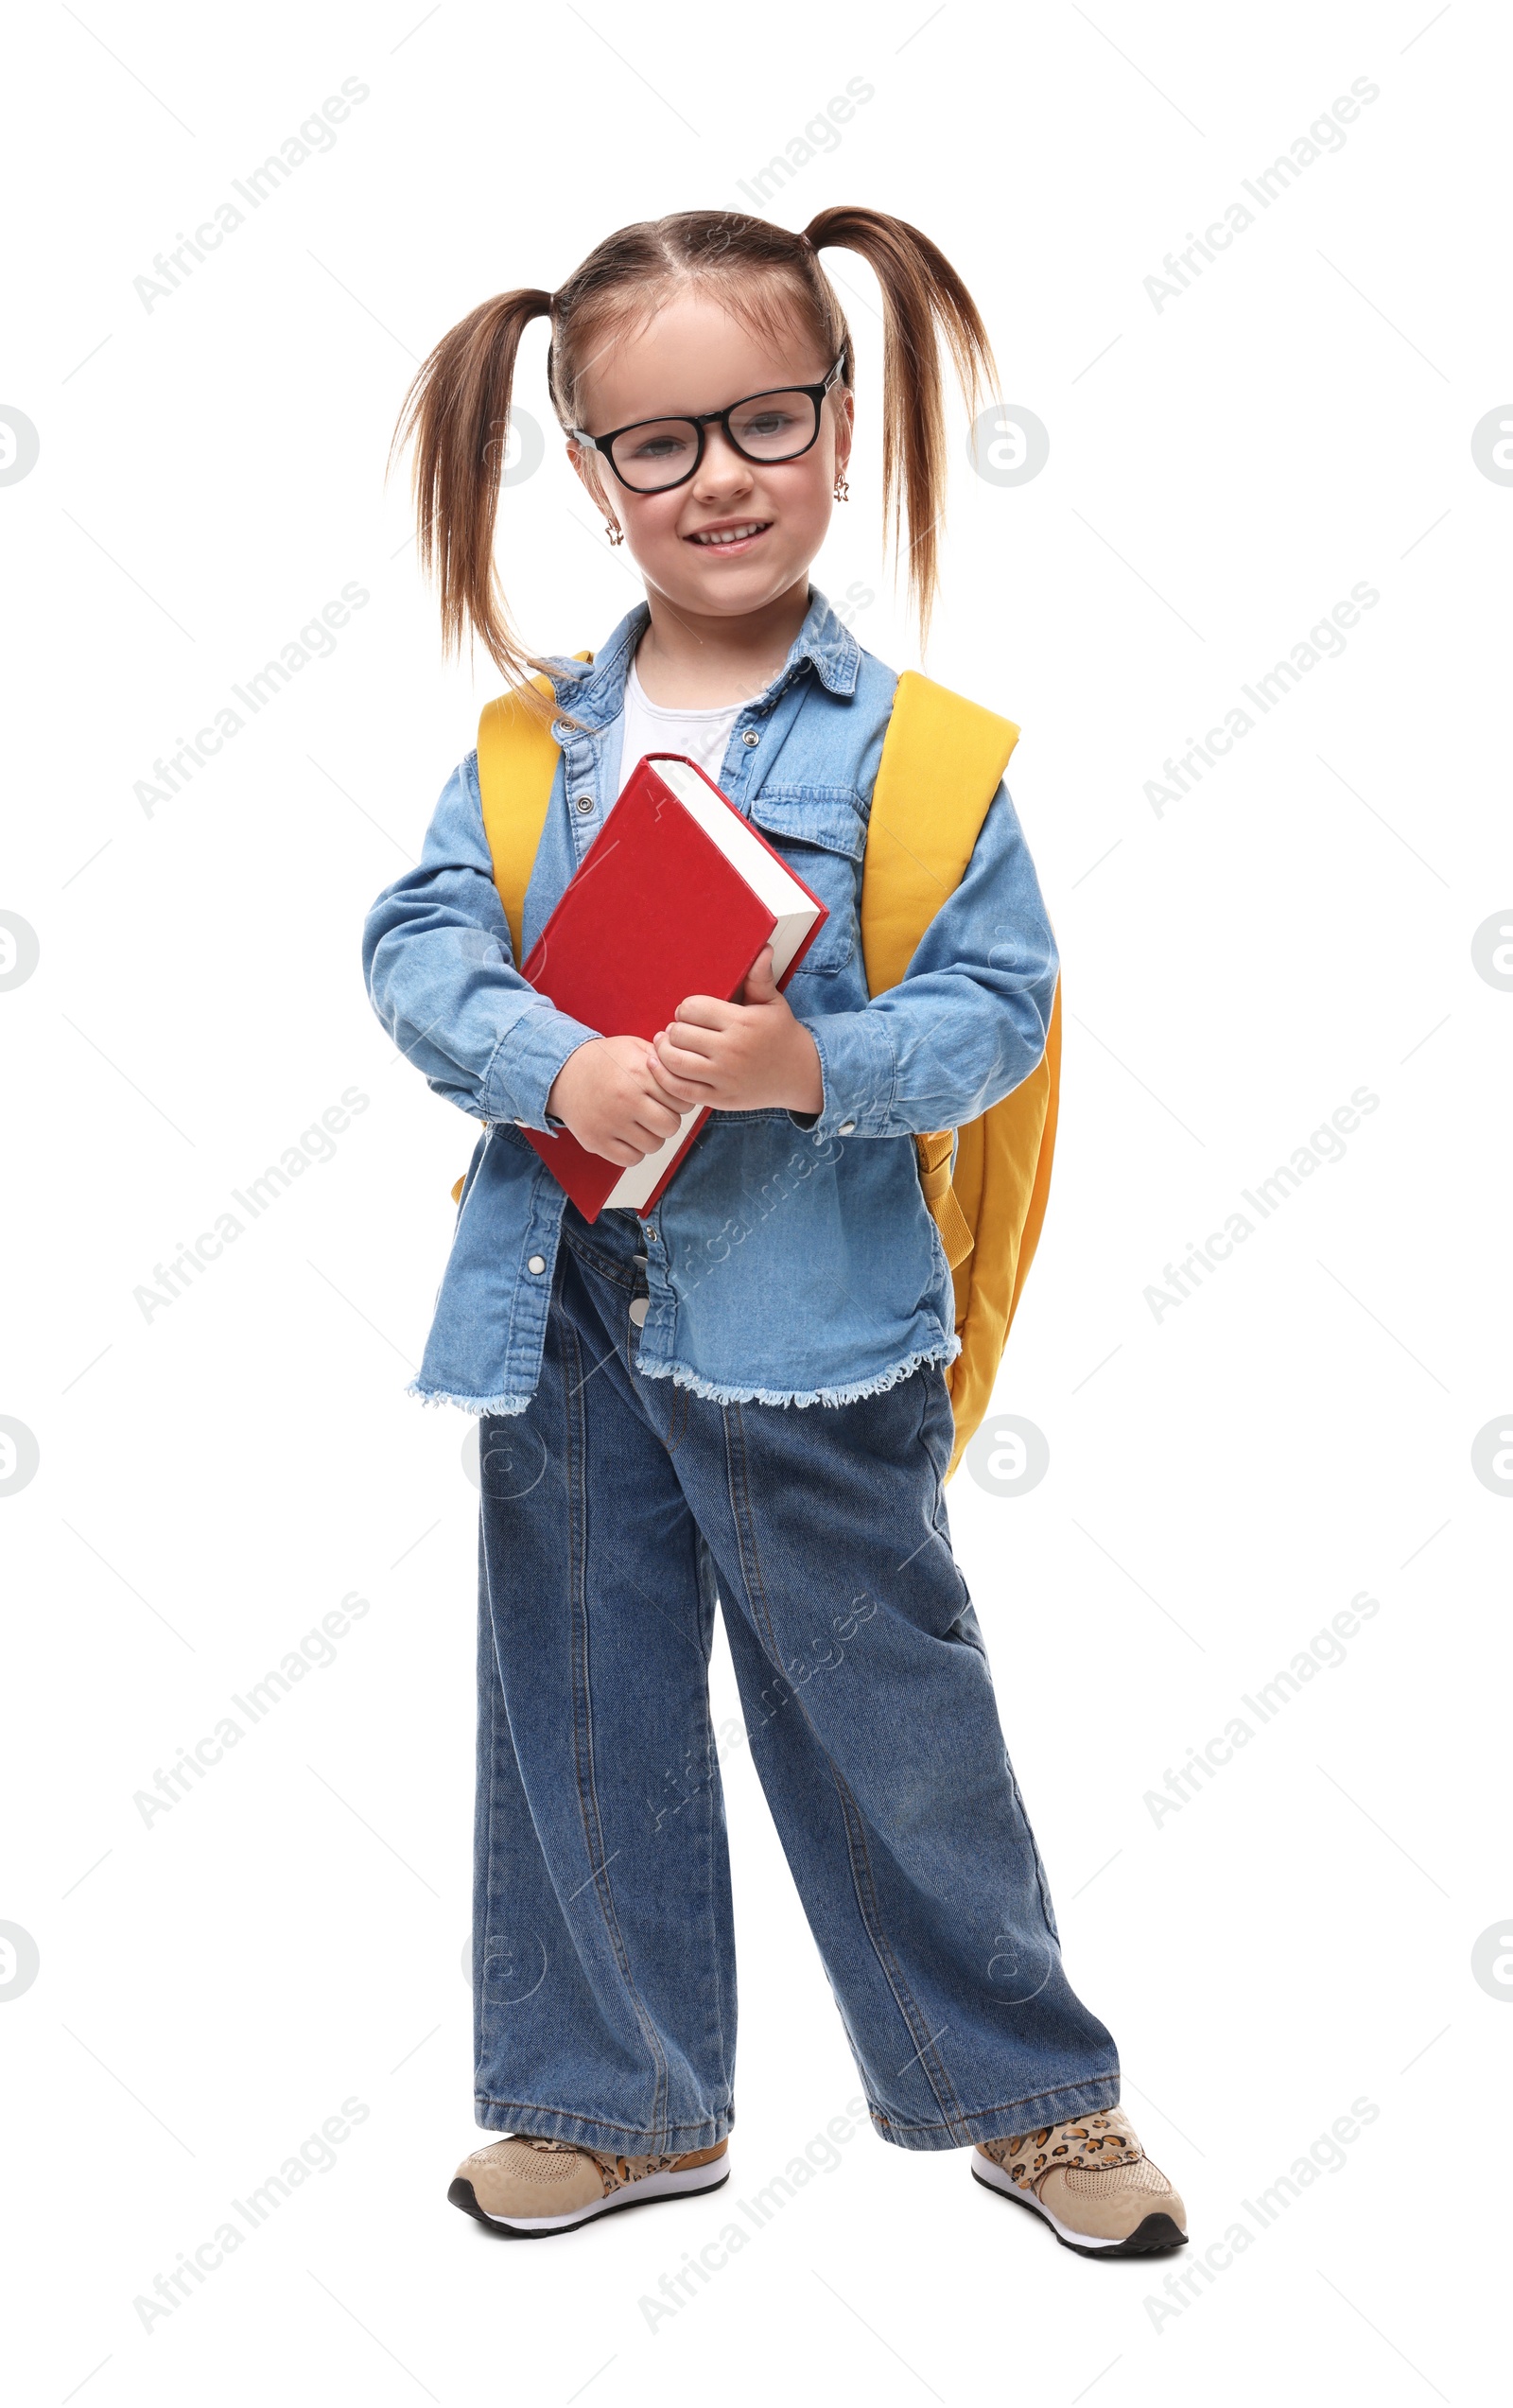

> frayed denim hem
[474,2097,735,2154]
[863,2070,1122,2152]
[631,1333,962,1410]
[405,1378,532,1419]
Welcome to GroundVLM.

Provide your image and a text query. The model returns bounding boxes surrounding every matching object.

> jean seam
[917,1366,948,1503]
[826,1762,971,2137]
[561,1228,636,1290]
[695,1677,731,2101]
[473,2095,733,2146]
[672,1534,733,2105]
[722,1396,969,2141]
[917,1370,973,1619]
[1006,1756,1062,1946]
[869,2072,1122,2134]
[642,1349,691,1456]
[862,2070,1122,2148]
[478,1521,499,2082]
[563,1318,672,2141]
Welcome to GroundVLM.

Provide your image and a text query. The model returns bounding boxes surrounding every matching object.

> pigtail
[391,209,999,703]
[389,287,557,707]
[802,208,998,646]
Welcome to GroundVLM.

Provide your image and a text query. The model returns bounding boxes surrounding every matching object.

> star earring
[604,519,624,546]
[833,475,850,502]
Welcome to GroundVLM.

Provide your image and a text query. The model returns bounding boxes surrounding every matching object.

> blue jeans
[473,1198,1120,2155]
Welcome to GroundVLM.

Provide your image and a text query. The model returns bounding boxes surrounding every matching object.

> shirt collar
[538,585,861,733]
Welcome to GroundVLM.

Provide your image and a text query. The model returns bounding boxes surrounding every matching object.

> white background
[3,3,1508,2401]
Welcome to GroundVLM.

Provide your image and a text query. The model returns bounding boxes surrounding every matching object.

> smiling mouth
[686,520,773,548]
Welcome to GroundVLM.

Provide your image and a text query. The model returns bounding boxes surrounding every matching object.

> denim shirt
[361,587,1059,1415]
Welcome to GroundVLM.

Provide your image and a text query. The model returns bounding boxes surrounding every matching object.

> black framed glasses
[570,358,846,494]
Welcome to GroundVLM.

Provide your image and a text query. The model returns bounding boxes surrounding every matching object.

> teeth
[691,523,765,545]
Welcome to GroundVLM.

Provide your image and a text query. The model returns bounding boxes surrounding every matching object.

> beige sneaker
[448,2134,729,2238]
[973,2107,1187,2257]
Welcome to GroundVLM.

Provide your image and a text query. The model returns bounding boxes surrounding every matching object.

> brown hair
[391,207,999,710]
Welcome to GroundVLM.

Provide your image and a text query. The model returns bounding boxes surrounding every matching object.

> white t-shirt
[614,653,756,796]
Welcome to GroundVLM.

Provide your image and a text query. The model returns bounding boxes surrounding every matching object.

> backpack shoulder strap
[859,669,1019,998]
[858,672,1057,1482]
[476,654,592,966]
[860,670,1023,1272]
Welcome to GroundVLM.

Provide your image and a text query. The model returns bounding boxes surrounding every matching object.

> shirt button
[574,794,594,813]
[741,729,759,747]
[628,1297,649,1326]
[634,1251,648,1267]
[527,1254,546,1274]
[838,1120,856,1135]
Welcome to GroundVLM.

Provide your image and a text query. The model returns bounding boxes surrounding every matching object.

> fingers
[596,1108,672,1165]
[625,1067,683,1141]
[657,1028,720,1075]
[660,1019,722,1067]
[648,1065,705,1107]
[644,1054,689,1108]
[635,1094,684,1140]
[741,944,779,1003]
[581,1064,685,1166]
[652,1043,721,1099]
[654,1066,713,1111]
[670,991,741,1032]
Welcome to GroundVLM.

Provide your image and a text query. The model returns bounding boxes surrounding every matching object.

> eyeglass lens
[611,390,819,491]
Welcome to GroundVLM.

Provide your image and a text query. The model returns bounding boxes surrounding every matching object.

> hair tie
[797,230,816,253]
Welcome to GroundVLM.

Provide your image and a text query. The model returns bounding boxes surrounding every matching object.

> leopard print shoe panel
[590,2146,709,2197]
[979,2107,1144,2194]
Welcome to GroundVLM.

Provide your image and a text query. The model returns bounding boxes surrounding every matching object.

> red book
[519,753,829,1219]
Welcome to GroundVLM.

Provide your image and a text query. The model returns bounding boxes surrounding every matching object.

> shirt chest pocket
[744,785,864,977]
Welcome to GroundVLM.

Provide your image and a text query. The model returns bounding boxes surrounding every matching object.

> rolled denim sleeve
[361,753,600,1131]
[786,780,1059,1141]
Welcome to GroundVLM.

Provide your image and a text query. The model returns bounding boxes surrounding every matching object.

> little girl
[363,206,1187,2260]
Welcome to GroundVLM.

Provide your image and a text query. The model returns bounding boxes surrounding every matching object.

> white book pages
[603,1105,704,1211]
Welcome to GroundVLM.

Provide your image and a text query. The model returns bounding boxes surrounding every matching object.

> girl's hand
[646,947,824,1116]
[547,1035,686,1166]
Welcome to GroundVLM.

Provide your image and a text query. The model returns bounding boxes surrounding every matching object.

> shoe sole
[449,2156,730,2238]
[972,2156,1187,2258]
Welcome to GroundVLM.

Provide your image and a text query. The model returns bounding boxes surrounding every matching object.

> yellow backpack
[465,663,1061,1481]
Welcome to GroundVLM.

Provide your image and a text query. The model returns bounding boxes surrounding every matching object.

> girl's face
[566,288,853,622]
